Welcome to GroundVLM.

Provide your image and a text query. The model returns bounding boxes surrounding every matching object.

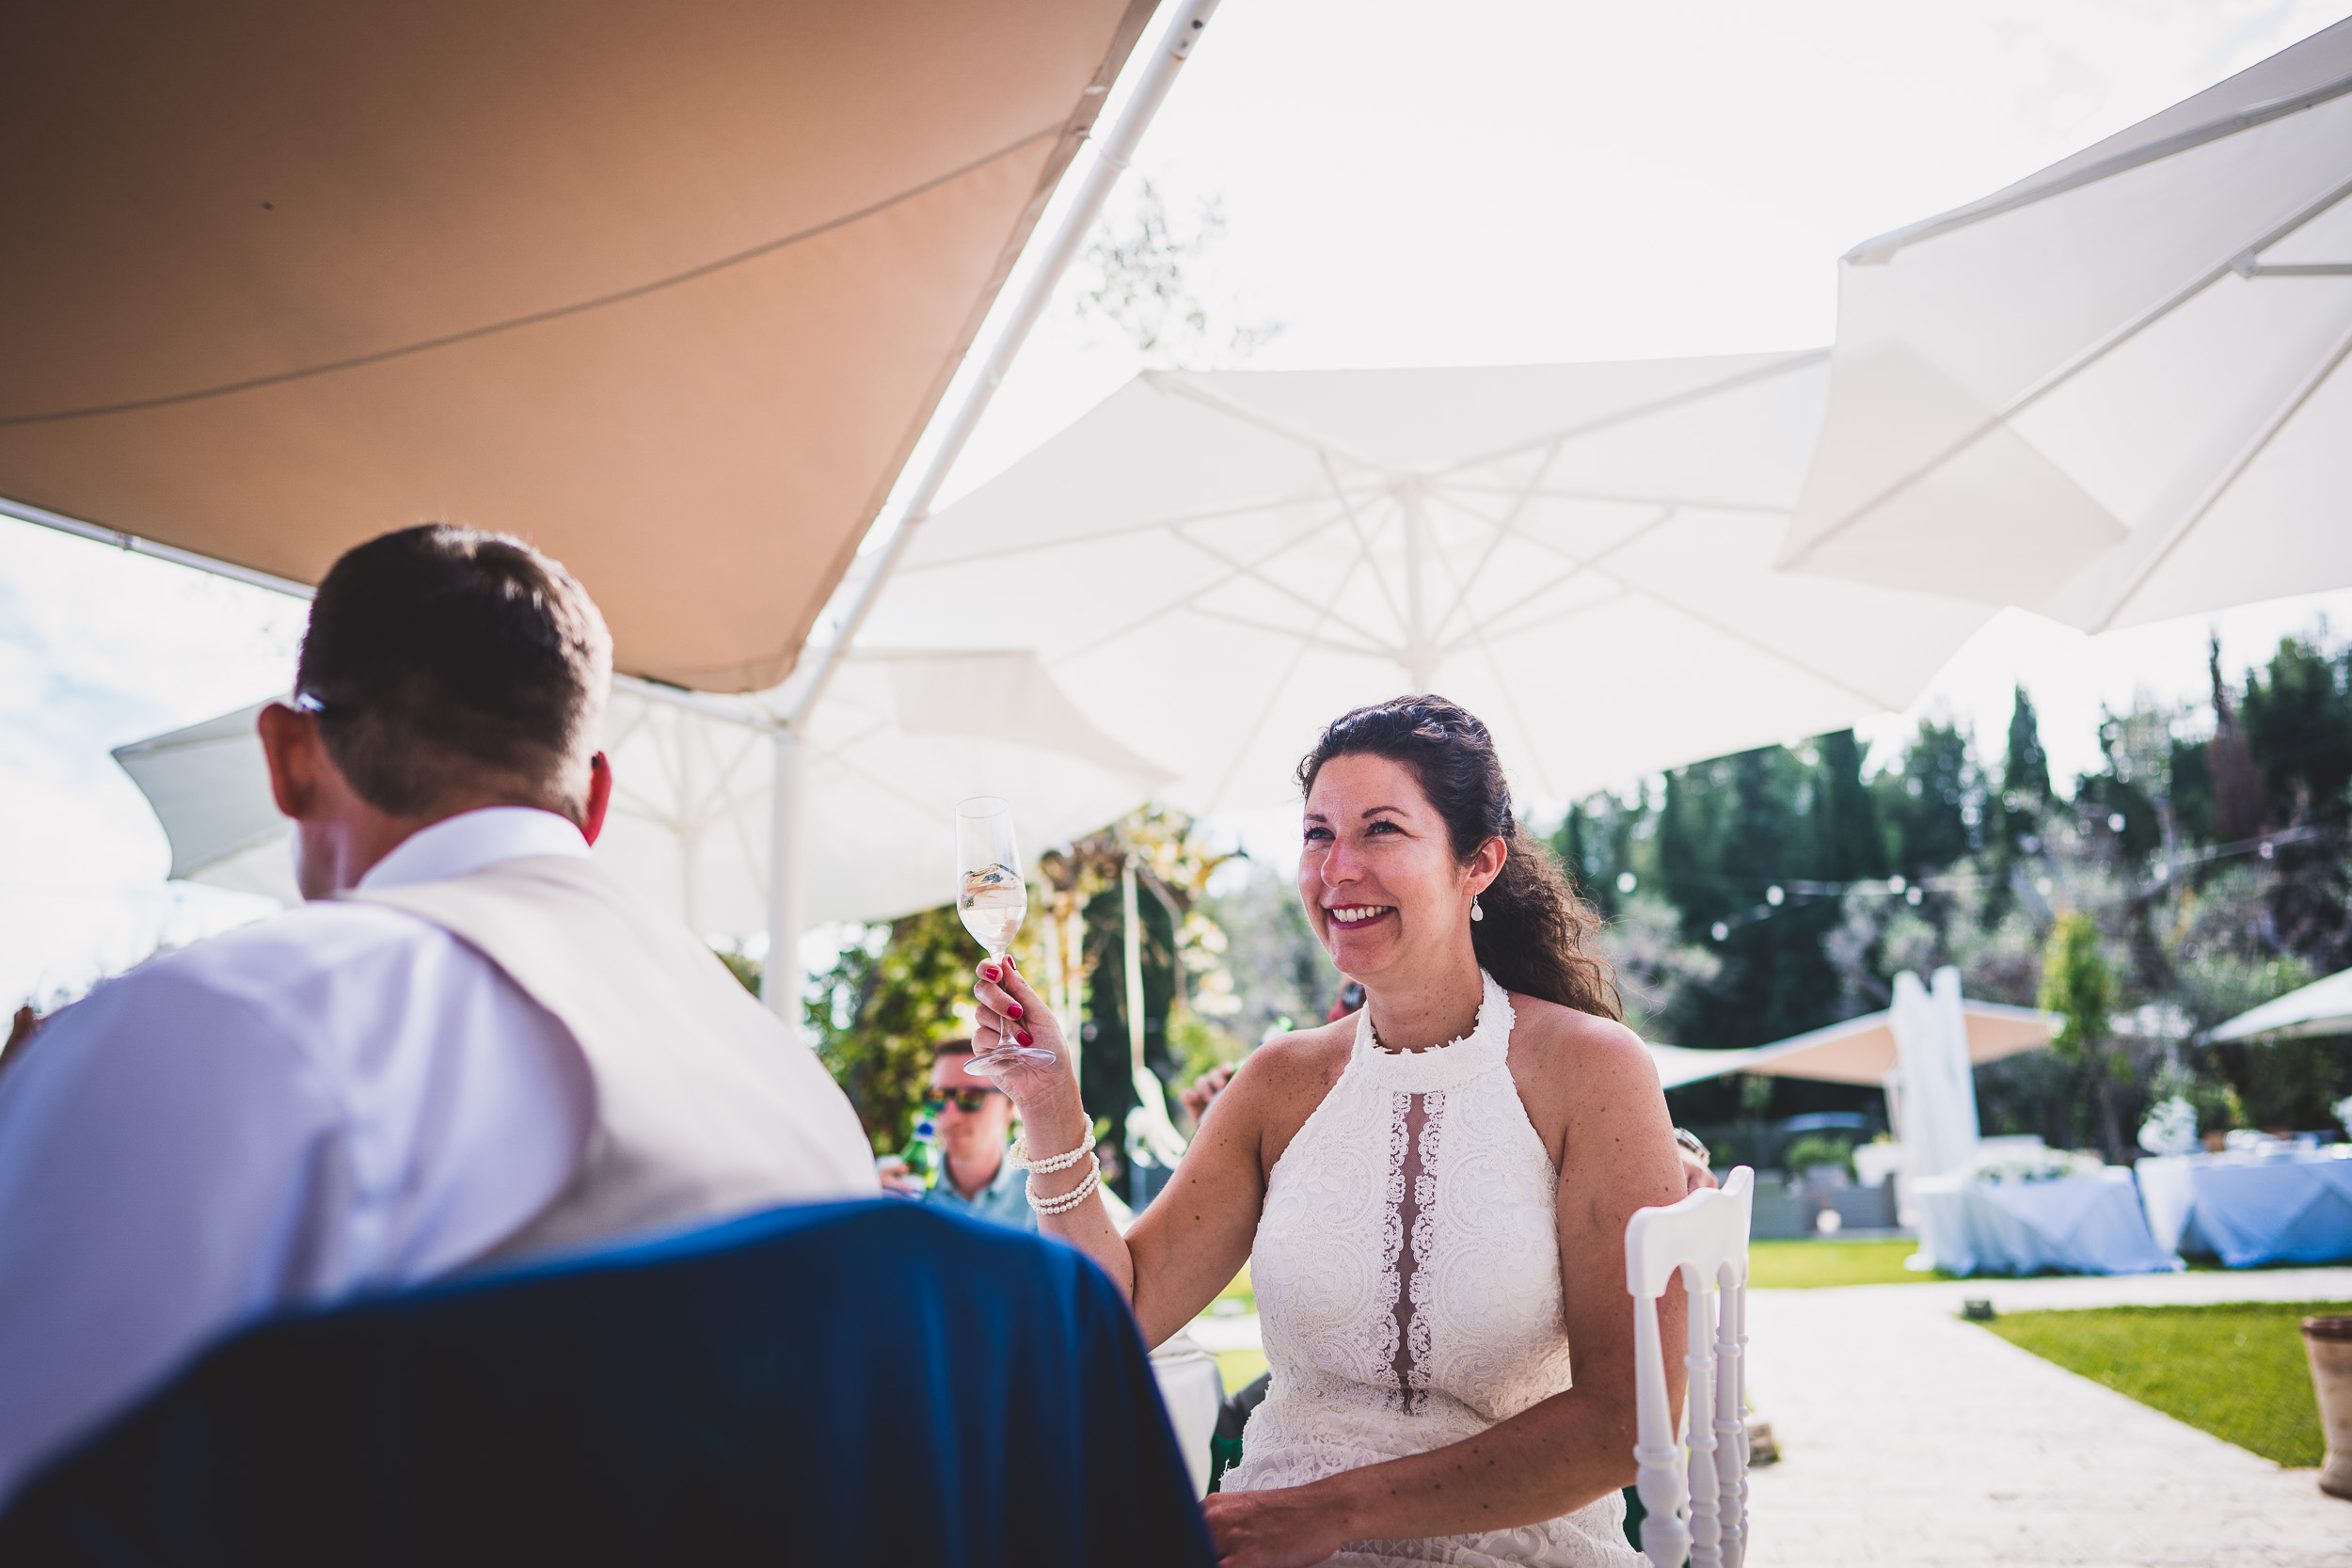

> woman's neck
[1360,947,1486,1053]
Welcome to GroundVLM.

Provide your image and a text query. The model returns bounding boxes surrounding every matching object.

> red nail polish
[1007,1001,1023,1020]
[1017,1030,1034,1046]
[982,964,1000,982]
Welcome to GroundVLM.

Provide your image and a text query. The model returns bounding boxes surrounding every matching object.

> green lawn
[1749,1238,1952,1289]
[1215,1262,1255,1313]
[1215,1347,1268,1395]
[1982,1301,2341,1467]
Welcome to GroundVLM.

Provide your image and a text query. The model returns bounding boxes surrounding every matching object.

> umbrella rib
[892,484,1378,574]
[1424,448,1565,645]
[1437,507,1679,651]
[1430,351,1829,475]
[822,749,963,829]
[0,125,1067,426]
[1445,483,1789,515]
[1321,450,1410,639]
[1787,170,2352,569]
[1143,371,1398,477]
[1185,603,1396,661]
[1450,583,1634,647]
[1458,606,1560,801]
[1171,500,1400,639]
[1199,551,1375,815]
[1573,574,1894,711]
[2088,309,2352,631]
[1044,508,1359,667]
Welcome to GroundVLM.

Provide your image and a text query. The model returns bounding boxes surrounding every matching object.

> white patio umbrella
[1781,19,2352,631]
[114,657,1169,933]
[2207,967,2352,1043]
[850,355,1998,814]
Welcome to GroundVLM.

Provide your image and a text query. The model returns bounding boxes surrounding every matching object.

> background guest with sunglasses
[878,1040,1036,1232]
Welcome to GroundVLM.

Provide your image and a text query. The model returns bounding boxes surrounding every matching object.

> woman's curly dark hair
[1296,695,1620,1021]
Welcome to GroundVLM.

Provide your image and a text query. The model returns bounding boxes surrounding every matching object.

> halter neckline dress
[1224,971,1639,1567]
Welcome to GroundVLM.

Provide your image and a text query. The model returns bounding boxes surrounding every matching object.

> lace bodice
[1226,973,1638,1567]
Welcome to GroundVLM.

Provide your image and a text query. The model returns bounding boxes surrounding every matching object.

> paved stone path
[1189,1270,2352,1562]
[1744,1269,2352,1567]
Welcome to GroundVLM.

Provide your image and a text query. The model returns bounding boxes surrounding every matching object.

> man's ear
[256,703,323,821]
[582,752,613,846]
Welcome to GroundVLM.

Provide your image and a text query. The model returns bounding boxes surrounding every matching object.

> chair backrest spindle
[1714,1263,1748,1568]
[1625,1167,1755,1568]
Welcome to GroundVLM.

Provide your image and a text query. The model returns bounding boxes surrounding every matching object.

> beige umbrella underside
[0,0,1154,692]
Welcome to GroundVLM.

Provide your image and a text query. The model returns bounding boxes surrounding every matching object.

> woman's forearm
[1021,1095,1137,1299]
[1295,1386,1639,1543]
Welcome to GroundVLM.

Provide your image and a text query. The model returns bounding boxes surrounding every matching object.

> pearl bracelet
[1027,1152,1102,1216]
[1009,1131,1095,1174]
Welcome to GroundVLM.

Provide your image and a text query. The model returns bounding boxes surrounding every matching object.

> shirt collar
[358,807,590,892]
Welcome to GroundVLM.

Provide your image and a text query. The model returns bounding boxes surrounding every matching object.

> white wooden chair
[1626,1166,1755,1568]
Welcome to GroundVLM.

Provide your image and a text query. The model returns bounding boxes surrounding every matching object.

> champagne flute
[957,797,1055,1069]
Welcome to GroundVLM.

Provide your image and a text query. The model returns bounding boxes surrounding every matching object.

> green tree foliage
[803,905,995,1153]
[2241,634,2352,969]
[1876,719,1979,879]
[2040,911,2126,1161]
[1984,687,2053,924]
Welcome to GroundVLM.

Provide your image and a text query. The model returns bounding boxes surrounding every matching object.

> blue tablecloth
[2136,1150,2352,1267]
[0,1199,1213,1567]
[1914,1167,2179,1276]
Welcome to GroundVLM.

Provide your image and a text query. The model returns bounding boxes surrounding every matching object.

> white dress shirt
[0,808,596,1504]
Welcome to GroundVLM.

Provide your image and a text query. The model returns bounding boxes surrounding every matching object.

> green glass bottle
[899,1115,940,1190]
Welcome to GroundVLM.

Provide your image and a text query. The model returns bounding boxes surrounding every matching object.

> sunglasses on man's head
[925,1088,1003,1114]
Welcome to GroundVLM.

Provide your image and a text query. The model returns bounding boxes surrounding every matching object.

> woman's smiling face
[1299,752,1473,977]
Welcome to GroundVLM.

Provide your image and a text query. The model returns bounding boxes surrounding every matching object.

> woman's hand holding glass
[967,957,1092,1182]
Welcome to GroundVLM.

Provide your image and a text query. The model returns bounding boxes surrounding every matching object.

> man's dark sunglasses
[925,1088,1003,1115]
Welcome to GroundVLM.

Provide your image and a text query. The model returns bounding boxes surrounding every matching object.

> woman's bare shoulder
[1232,1015,1357,1099]
[1504,990,1650,1073]
[1503,991,1667,1161]
[1204,1015,1355,1173]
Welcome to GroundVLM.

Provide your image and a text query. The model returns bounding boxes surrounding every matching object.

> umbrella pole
[760,725,807,1014]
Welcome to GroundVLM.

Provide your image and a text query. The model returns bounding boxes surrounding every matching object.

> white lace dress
[1224,972,1640,1567]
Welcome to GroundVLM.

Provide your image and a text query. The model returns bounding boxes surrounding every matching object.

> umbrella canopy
[851,356,1997,813]
[1781,19,2352,632]
[115,664,1168,931]
[1,0,1154,691]
[2206,967,2352,1043]
[1646,994,2059,1088]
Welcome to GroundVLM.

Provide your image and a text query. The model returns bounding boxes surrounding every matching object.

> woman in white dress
[973,696,1688,1567]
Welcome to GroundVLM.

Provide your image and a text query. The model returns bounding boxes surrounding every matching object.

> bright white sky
[7,0,2351,1000]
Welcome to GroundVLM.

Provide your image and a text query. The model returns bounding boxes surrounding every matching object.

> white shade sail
[1782,19,2352,632]
[115,659,1168,932]
[1646,992,2059,1089]
[2206,966,2352,1043]
[852,356,1998,814]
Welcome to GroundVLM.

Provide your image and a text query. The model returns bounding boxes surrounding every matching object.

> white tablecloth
[1913,1167,2179,1276]
[1150,1333,1227,1497]
[2135,1150,2352,1268]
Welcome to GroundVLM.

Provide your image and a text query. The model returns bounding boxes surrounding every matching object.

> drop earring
[1470,895,1485,922]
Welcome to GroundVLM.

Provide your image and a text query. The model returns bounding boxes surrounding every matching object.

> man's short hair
[931,1038,976,1060]
[295,525,612,816]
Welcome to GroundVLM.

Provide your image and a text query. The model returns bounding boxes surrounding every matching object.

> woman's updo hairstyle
[1297,695,1620,1021]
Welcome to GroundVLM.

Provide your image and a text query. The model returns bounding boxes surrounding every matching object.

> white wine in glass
[956,797,1055,1068]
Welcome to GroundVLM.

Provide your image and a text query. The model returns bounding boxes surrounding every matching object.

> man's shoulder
[102,899,482,1016]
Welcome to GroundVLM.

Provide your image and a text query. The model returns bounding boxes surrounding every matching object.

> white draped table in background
[1913,1167,2179,1276]
[2135,1149,2352,1269]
